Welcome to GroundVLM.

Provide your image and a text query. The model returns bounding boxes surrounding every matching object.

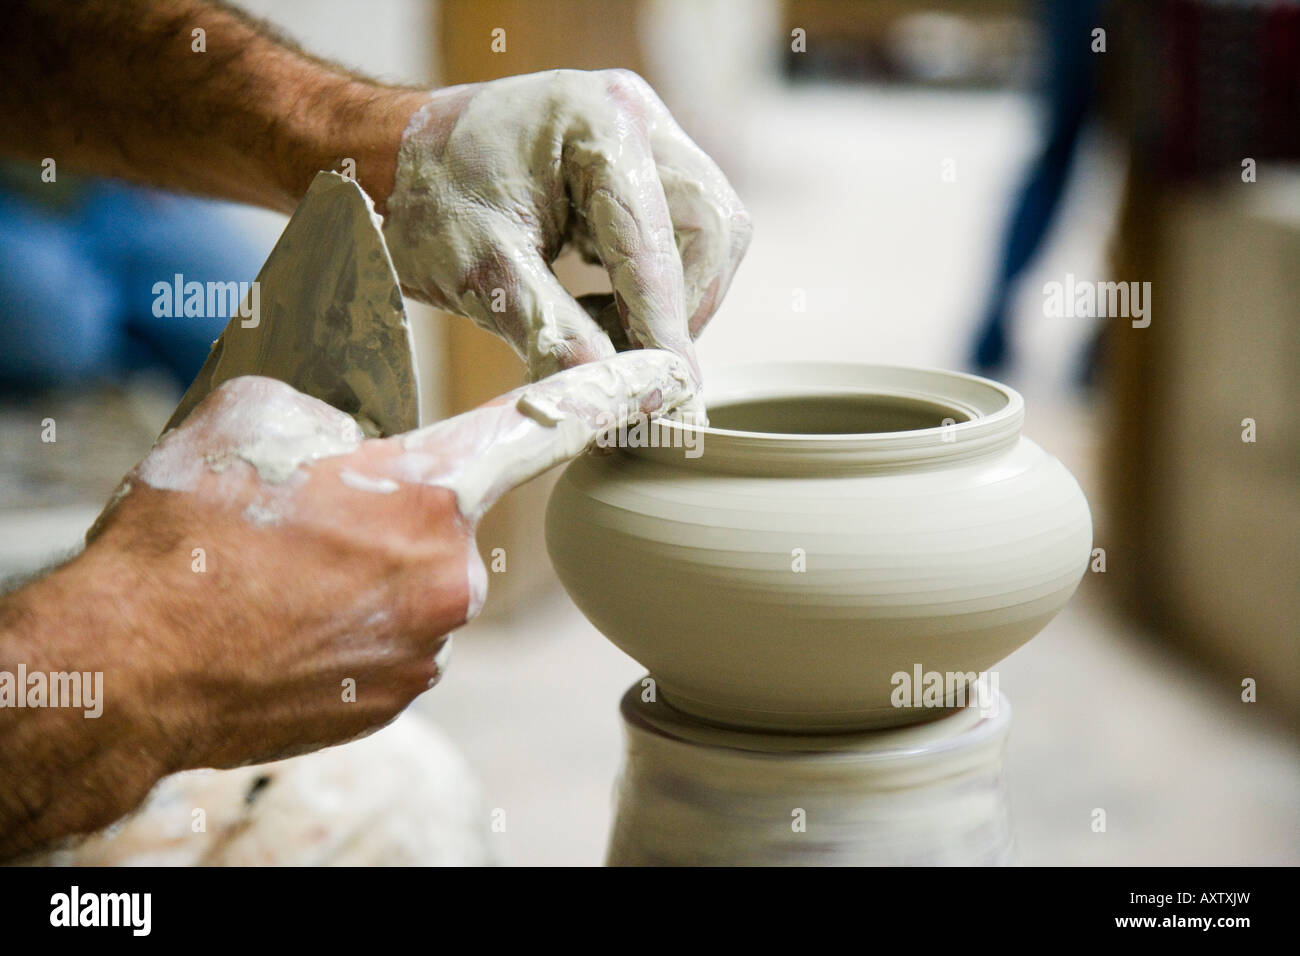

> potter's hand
[382,69,752,383]
[70,351,694,777]
[0,351,692,854]
[0,10,746,386]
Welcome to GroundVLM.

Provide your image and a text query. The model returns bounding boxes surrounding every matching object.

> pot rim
[637,362,1025,474]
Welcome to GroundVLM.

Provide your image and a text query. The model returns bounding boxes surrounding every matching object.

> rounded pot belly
[547,434,1091,731]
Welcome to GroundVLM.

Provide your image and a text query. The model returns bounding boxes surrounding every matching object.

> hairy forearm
[0,0,427,212]
[0,547,184,860]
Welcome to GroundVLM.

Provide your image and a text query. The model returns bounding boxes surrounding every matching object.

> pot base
[607,682,1016,866]
[655,680,978,733]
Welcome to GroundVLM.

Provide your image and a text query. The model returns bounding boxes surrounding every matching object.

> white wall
[233,0,437,85]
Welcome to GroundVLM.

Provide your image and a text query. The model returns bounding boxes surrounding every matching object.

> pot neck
[629,365,1025,477]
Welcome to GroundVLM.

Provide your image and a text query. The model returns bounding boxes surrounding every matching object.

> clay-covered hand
[86,350,696,771]
[382,69,752,383]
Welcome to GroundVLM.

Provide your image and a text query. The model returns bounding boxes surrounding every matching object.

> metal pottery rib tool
[163,170,420,437]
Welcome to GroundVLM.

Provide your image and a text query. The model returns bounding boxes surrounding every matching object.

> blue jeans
[971,0,1104,374]
[0,178,263,390]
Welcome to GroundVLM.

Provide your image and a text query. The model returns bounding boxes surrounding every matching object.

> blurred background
[2,0,1296,865]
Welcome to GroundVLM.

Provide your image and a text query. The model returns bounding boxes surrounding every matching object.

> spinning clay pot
[545,363,1092,731]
